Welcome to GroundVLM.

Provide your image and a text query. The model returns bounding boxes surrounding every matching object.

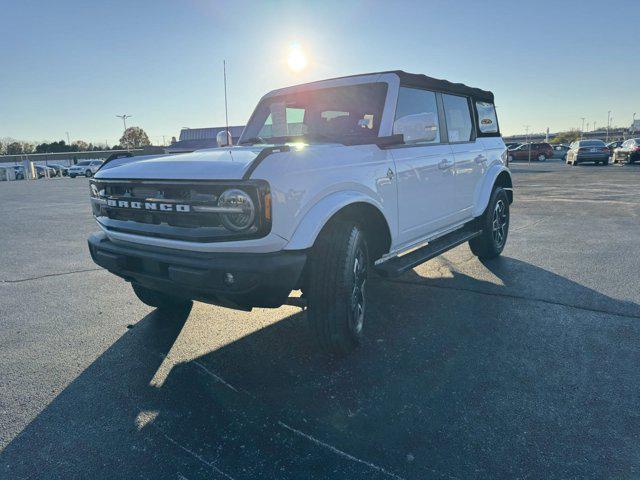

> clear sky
[1,0,638,145]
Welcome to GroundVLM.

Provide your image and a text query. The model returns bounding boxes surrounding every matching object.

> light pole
[607,111,611,142]
[116,114,132,132]
[633,112,637,133]
[65,131,70,145]
[524,125,531,164]
[580,117,585,139]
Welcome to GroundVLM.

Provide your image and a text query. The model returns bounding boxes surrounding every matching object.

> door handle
[438,158,453,170]
[474,155,487,163]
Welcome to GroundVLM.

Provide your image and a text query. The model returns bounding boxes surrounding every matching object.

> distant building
[165,126,245,154]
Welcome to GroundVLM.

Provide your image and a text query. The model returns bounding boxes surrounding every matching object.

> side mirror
[216,130,232,147]
[393,112,438,143]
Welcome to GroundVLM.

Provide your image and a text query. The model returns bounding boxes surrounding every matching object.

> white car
[88,70,512,354]
[68,160,103,178]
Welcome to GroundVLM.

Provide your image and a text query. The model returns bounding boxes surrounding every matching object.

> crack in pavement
[379,278,640,320]
[1,267,104,284]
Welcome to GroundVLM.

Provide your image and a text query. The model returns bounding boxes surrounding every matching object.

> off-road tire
[132,283,193,319]
[469,187,510,260]
[306,221,369,355]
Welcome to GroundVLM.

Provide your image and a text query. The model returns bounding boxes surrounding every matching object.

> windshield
[76,161,90,166]
[240,83,388,145]
[579,140,605,147]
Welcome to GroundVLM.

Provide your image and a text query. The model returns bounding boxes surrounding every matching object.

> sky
[1,0,639,146]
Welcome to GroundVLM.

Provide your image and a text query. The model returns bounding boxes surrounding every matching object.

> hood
[95,147,265,180]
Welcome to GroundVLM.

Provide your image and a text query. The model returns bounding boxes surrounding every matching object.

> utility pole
[607,111,611,142]
[580,118,585,139]
[633,112,637,133]
[65,131,70,145]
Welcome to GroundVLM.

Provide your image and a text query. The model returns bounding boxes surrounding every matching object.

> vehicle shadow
[2,257,640,479]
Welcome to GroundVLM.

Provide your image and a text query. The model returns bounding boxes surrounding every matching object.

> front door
[389,87,459,247]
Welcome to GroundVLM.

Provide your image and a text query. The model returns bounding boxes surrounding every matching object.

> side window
[393,87,440,144]
[476,101,498,133]
[261,104,309,137]
[443,94,473,142]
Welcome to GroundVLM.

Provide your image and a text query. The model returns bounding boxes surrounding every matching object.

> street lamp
[116,114,132,132]
[607,111,611,142]
[524,125,531,164]
[580,117,585,139]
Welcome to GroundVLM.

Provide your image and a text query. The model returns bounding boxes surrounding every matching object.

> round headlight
[218,189,256,231]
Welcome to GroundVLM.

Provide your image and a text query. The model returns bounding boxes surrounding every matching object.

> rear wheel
[85,169,93,177]
[537,154,546,162]
[306,221,369,355]
[469,188,510,260]
[132,283,192,320]
[70,174,76,178]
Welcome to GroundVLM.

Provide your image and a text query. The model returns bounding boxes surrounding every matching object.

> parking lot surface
[1,161,640,479]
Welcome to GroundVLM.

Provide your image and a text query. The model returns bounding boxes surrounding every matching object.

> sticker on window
[476,101,498,133]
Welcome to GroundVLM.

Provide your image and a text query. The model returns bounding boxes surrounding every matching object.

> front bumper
[88,232,307,310]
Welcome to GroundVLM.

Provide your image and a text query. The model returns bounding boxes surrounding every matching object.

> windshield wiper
[239,136,266,146]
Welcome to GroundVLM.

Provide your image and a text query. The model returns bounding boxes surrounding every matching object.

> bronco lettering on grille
[106,198,191,212]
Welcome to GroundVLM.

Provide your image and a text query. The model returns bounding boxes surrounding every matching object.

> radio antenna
[223,60,230,145]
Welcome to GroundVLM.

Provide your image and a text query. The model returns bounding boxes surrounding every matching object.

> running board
[375,225,482,278]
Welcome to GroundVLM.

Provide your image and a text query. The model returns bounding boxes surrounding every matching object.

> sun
[287,45,307,72]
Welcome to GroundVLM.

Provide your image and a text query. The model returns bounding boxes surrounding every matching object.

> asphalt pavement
[1,160,639,479]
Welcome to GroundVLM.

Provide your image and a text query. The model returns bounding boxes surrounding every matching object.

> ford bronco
[88,71,512,354]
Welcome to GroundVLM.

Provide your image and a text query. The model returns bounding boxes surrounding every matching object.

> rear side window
[476,101,498,134]
[443,94,472,142]
[394,87,440,144]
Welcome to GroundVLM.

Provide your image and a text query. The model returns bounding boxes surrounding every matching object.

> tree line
[0,127,152,155]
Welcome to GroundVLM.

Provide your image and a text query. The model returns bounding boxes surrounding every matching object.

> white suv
[88,71,512,354]
[69,160,103,178]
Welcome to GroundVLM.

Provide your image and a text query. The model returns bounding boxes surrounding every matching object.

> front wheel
[537,154,546,162]
[85,170,93,177]
[132,284,192,320]
[306,221,369,355]
[69,174,76,178]
[469,188,510,260]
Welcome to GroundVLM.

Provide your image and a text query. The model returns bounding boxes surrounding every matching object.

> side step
[375,225,482,278]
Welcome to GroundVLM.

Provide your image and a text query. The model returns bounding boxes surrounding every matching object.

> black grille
[91,179,271,242]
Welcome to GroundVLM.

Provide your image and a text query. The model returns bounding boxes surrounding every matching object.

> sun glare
[287,45,307,72]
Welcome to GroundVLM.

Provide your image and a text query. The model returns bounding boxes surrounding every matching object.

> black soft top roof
[303,70,494,103]
[389,70,494,103]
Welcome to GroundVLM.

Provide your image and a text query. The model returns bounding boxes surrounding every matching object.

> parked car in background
[607,140,624,157]
[34,165,56,178]
[612,138,640,164]
[507,142,554,162]
[551,144,570,160]
[13,165,25,180]
[565,140,610,165]
[47,163,69,176]
[68,160,103,178]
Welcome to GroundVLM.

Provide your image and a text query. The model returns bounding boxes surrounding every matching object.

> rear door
[442,93,486,218]
[389,87,458,246]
